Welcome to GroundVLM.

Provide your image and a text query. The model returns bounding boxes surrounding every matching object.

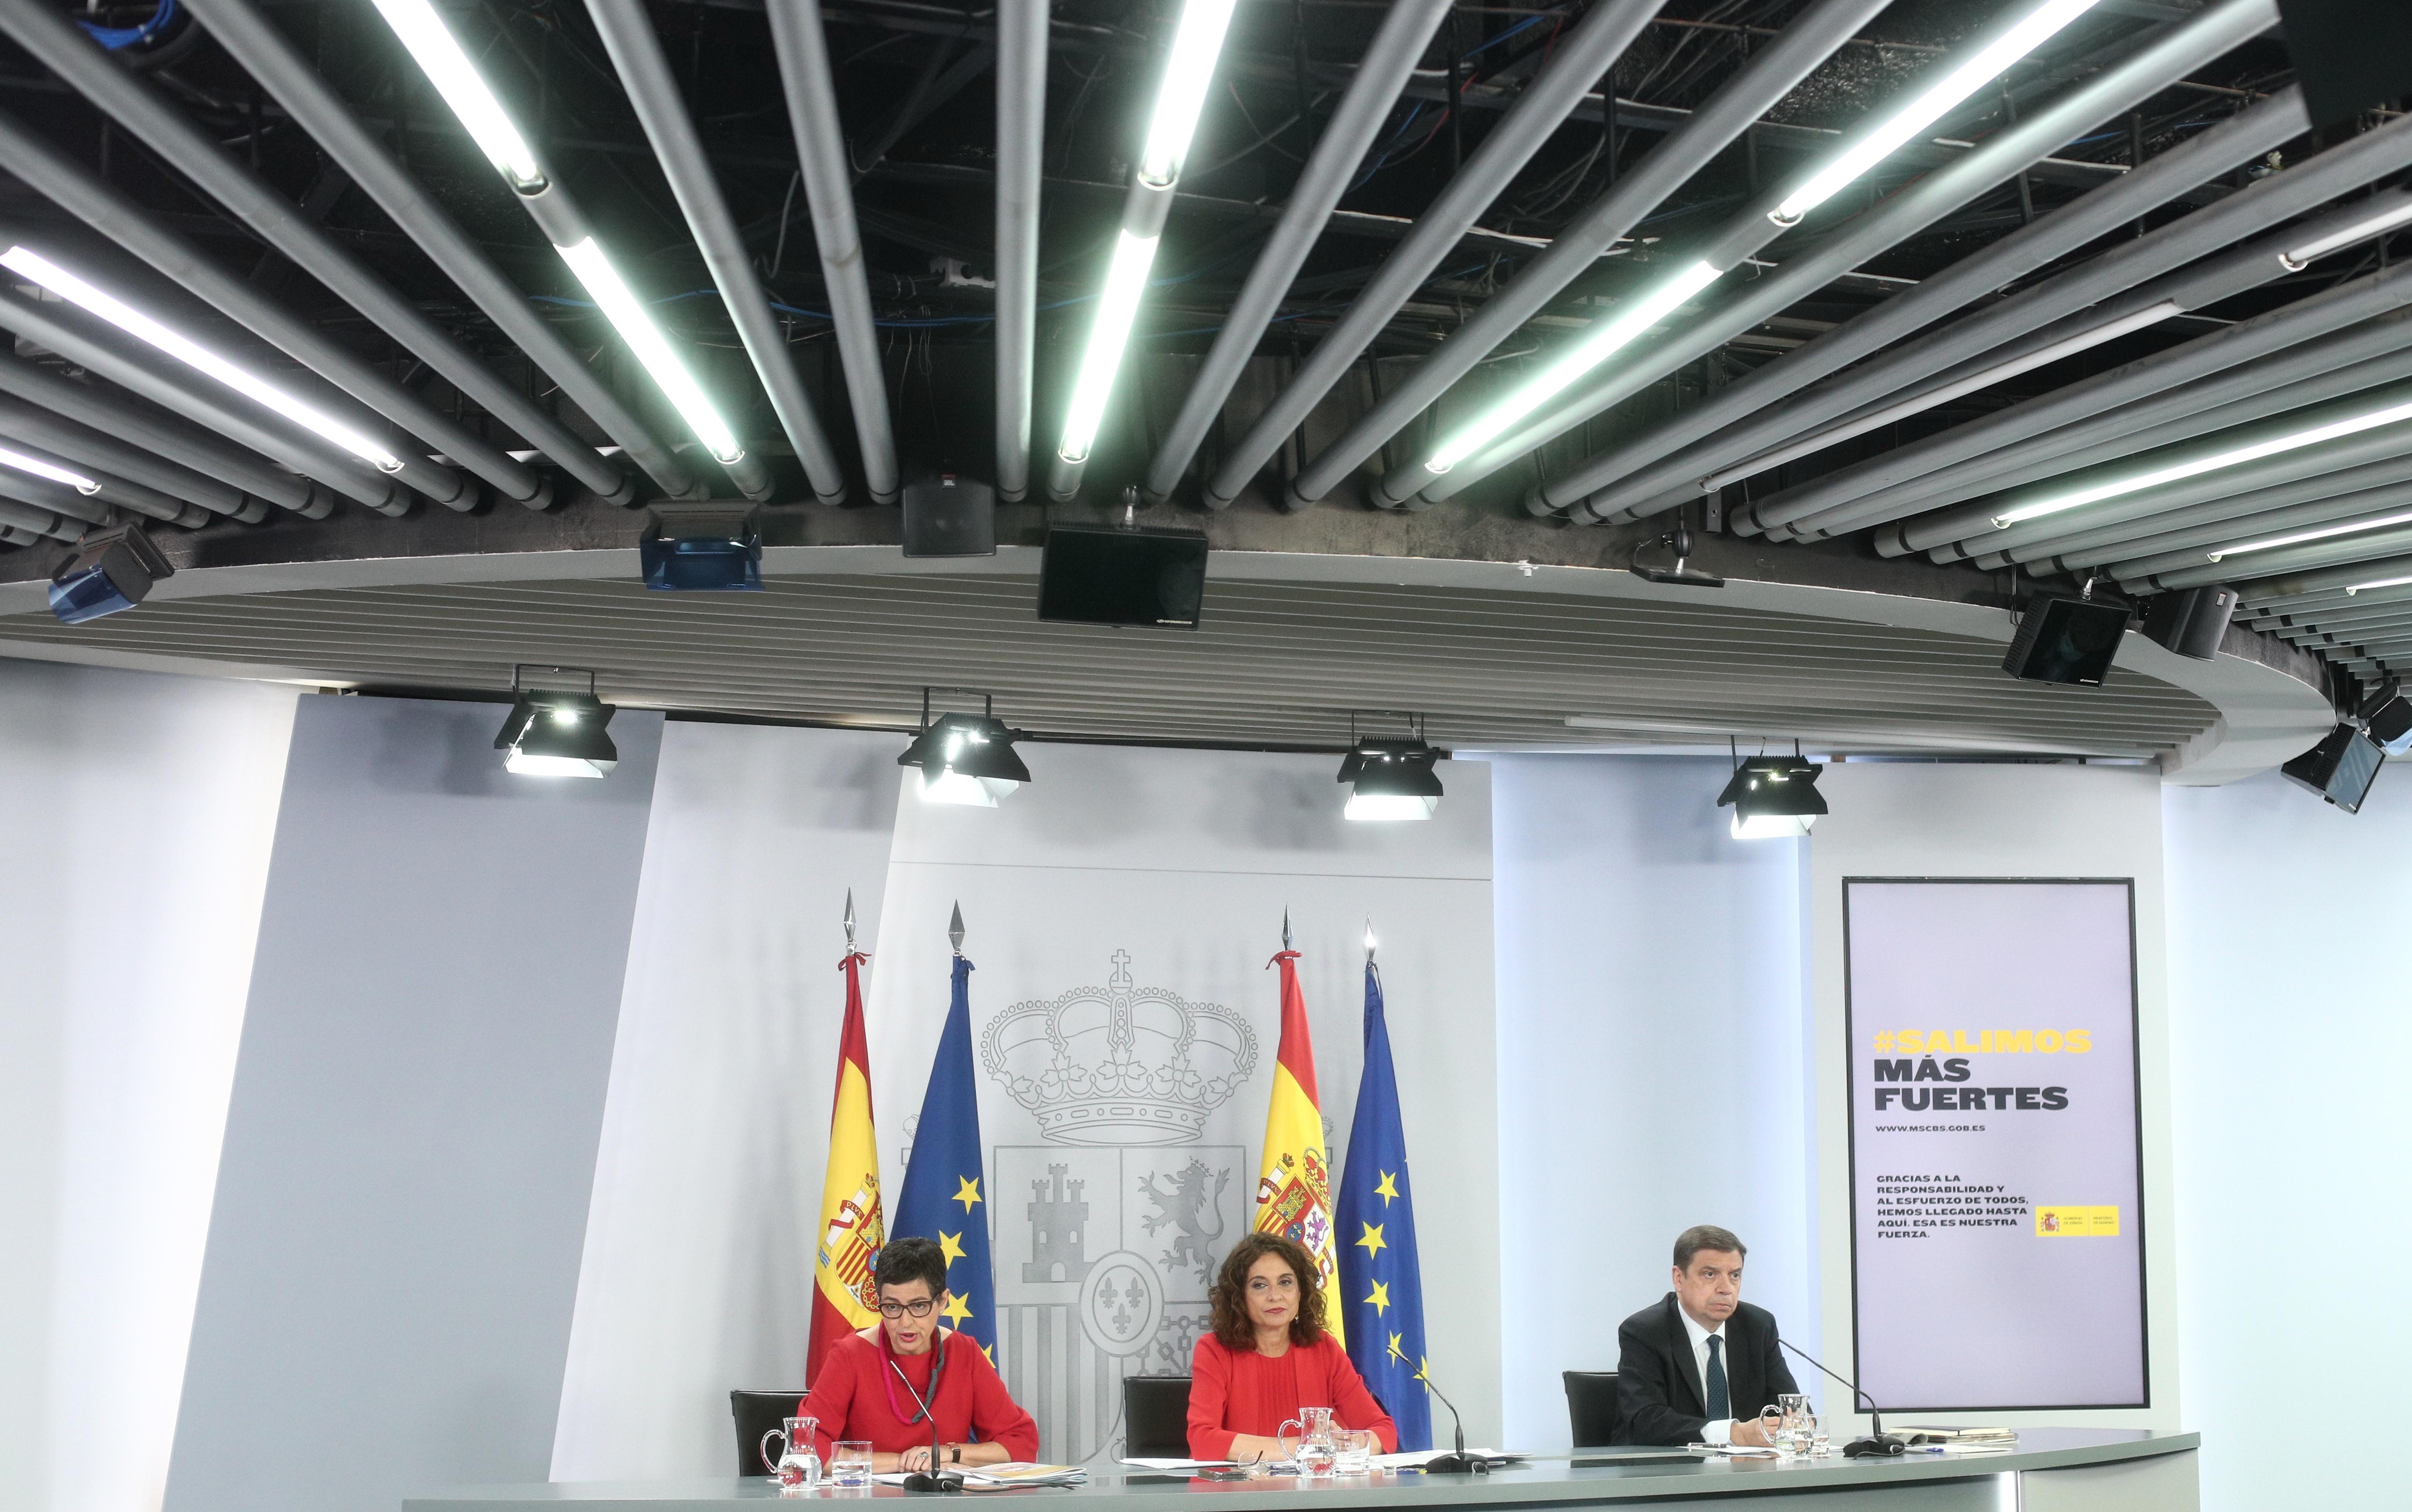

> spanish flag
[1253,945,1343,1346]
[806,948,887,1383]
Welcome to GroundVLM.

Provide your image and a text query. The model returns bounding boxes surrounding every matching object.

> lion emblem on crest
[1137,1158,1231,1285]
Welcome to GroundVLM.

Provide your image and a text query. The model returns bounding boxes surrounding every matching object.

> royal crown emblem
[981,951,1258,1146]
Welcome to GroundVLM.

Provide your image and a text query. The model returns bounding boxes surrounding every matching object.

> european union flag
[894,954,998,1357]
[1336,961,1432,1450]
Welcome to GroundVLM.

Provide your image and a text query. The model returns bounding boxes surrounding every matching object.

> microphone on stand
[890,1354,963,1493]
[1774,1337,1904,1458]
[1417,1362,1489,1475]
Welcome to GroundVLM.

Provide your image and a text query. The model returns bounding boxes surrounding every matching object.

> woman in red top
[1187,1232,1399,1462]
[801,1237,1040,1472]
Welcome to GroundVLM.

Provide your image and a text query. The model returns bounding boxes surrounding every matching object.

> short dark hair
[1674,1225,1747,1271]
[875,1236,949,1297]
[1208,1232,1327,1350]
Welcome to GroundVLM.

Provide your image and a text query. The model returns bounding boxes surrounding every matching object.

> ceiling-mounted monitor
[1037,524,1207,629]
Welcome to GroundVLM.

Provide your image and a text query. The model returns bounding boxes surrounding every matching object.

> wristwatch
[948,1444,962,1465]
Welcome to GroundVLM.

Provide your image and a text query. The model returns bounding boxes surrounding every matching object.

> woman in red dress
[1187,1231,1399,1462]
[800,1236,1039,1472]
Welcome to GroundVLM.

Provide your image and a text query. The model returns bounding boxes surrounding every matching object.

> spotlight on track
[48,522,171,624]
[639,502,761,591]
[1717,739,1827,840]
[495,666,619,778]
[1338,714,1444,822]
[897,689,1031,807]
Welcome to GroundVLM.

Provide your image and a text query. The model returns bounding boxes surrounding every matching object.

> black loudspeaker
[2362,684,2412,747]
[2003,594,2133,687]
[1037,524,1208,628]
[2282,722,2384,812]
[2275,0,2412,129]
[2142,585,2237,661]
[902,474,996,557]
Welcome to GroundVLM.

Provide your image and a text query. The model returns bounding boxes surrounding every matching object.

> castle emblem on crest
[981,950,1259,1146]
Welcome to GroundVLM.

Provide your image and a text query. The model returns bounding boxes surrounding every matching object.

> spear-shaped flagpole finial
[843,888,857,951]
[949,901,965,954]
[1365,919,1377,965]
[1282,907,1293,953]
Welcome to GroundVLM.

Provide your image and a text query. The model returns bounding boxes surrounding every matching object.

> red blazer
[1186,1332,1399,1460]
[799,1328,1039,1462]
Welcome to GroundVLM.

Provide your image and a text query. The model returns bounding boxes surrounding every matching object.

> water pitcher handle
[760,1428,786,1476]
[1277,1417,1303,1461]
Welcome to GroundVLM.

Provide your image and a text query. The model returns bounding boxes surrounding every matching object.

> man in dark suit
[1615,1225,1800,1446]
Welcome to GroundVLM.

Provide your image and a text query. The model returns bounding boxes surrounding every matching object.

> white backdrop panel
[0,661,297,1512]
[864,746,1499,1462]
[552,722,904,1482]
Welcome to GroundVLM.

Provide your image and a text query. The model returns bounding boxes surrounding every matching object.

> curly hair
[1208,1231,1326,1351]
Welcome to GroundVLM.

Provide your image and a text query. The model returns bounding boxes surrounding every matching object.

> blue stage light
[48,524,172,625]
[640,503,762,591]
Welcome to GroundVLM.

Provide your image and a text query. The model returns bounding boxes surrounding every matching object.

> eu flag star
[1386,1333,1406,1364]
[938,1230,968,1267]
[952,1175,982,1213]
[941,1292,974,1326]
[1365,1279,1392,1317]
[1354,1221,1386,1258]
[1374,1171,1399,1207]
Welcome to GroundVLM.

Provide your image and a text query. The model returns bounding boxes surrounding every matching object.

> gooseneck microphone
[1417,1364,1488,1475]
[889,1350,963,1493]
[1773,1337,1903,1458]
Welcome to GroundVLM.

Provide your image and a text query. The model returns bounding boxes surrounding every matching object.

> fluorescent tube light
[1770,0,2102,226]
[1699,301,2182,492]
[1057,230,1161,463]
[0,246,402,470]
[1993,395,2412,528]
[367,0,546,191]
[0,443,98,494]
[1137,0,1242,185]
[2281,198,2412,271]
[553,237,744,465]
[2207,508,2412,562]
[1425,258,1722,474]
[2345,574,2412,596]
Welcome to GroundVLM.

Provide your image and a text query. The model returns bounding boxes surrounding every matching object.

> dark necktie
[1705,1334,1730,1420]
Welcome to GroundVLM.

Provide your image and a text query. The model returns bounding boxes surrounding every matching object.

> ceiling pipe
[1404,0,2283,514]
[1857,282,2412,552]
[1141,0,1455,506]
[0,491,86,542]
[0,432,207,526]
[1991,463,2412,575]
[993,0,1046,503]
[0,354,320,516]
[0,467,111,527]
[1307,0,1889,512]
[1757,202,2412,542]
[1969,450,2412,570]
[1563,95,2308,522]
[2106,486,2412,580]
[767,0,900,504]
[1199,0,1669,511]
[2135,520,2412,592]
[586,0,842,505]
[0,289,406,515]
[0,0,580,508]
[181,0,639,503]
[0,108,500,511]
[0,394,264,520]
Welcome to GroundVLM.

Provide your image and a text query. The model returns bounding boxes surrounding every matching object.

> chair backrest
[1122,1375,1193,1459]
[1563,1370,1620,1448]
[731,1388,809,1476]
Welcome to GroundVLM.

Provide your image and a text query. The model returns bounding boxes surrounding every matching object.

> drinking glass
[1333,1429,1375,1476]
[829,1440,874,1489]
[762,1416,821,1489]
[1806,1414,1831,1459]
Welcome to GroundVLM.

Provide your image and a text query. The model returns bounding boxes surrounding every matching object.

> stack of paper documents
[960,1464,1089,1488]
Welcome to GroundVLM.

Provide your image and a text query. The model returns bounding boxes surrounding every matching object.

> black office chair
[731,1388,810,1476]
[1122,1375,1193,1459]
[1563,1370,1620,1448]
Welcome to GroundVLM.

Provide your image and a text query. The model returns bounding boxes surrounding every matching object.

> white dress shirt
[1677,1306,1736,1446]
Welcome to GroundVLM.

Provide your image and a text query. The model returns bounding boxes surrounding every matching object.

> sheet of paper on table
[1117,1459,1238,1471]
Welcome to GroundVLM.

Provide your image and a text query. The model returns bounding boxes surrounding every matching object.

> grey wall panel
[163,694,663,1512]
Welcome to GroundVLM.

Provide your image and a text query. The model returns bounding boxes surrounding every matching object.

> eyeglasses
[878,1297,938,1319]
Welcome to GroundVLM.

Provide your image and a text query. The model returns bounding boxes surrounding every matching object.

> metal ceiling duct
[586,0,845,505]
[993,0,1047,502]
[767,0,901,504]
[1409,0,2282,515]
[0,393,264,521]
[0,289,404,515]
[1306,0,1890,512]
[1141,0,1454,505]
[0,353,317,516]
[1565,101,2309,524]
[0,435,206,527]
[181,0,646,503]
[1199,0,1669,509]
